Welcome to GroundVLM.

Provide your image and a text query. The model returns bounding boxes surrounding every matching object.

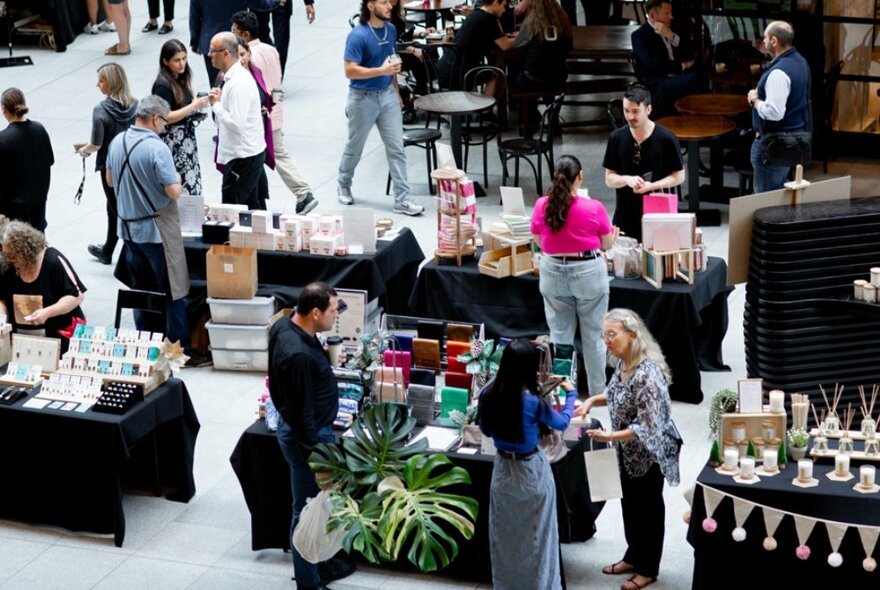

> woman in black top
[512,0,572,91]
[77,63,137,265]
[151,39,210,196]
[0,221,86,354]
[389,0,434,95]
[0,88,54,232]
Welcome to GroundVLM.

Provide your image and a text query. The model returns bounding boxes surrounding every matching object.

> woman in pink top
[531,155,619,395]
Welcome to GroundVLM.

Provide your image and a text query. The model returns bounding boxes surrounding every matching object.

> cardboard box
[309,233,342,256]
[251,211,273,233]
[478,245,533,278]
[319,215,344,236]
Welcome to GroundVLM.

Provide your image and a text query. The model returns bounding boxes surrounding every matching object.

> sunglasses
[632,140,641,165]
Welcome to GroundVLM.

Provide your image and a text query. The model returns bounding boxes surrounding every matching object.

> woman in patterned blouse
[575,308,681,590]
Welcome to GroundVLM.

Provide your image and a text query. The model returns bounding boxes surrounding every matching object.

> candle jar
[871,267,880,287]
[862,417,877,438]
[740,457,756,479]
[798,459,813,482]
[767,437,782,455]
[723,448,739,470]
[865,284,878,303]
[737,441,748,458]
[752,437,766,459]
[860,465,876,488]
[825,413,840,434]
[838,435,854,455]
[723,438,738,458]
[731,421,746,444]
[835,453,850,476]
[769,390,784,413]
[761,421,777,441]
[865,436,880,456]
[855,279,868,300]
[762,448,778,472]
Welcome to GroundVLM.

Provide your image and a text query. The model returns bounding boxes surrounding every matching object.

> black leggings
[148,0,174,20]
[99,170,119,259]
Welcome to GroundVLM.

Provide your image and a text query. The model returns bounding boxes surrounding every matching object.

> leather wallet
[409,367,436,387]
[392,333,413,353]
[445,341,471,374]
[417,320,444,343]
[440,386,469,418]
[375,366,403,386]
[378,380,406,403]
[444,371,473,393]
[383,350,411,386]
[412,338,441,372]
[446,323,474,343]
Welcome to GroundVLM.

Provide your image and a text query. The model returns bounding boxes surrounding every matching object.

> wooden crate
[719,410,787,449]
[478,245,533,278]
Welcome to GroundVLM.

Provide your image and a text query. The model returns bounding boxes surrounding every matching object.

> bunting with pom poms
[762,507,784,551]
[731,497,754,542]
[702,486,724,533]
[859,526,880,572]
[826,522,847,567]
[682,484,695,524]
[793,515,816,560]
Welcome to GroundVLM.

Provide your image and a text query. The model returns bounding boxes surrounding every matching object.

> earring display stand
[0,3,36,68]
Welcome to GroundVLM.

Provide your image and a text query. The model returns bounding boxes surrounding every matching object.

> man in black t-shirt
[435,0,513,88]
[268,282,354,590]
[602,85,684,242]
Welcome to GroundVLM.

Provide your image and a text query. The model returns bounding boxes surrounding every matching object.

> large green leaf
[328,492,390,564]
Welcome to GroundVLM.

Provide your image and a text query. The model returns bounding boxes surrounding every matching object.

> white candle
[762,448,778,471]
[798,459,813,482]
[769,390,784,412]
[723,449,739,470]
[856,279,868,299]
[740,457,756,479]
[861,465,876,488]
[835,453,850,476]
[731,422,746,443]
[871,268,880,287]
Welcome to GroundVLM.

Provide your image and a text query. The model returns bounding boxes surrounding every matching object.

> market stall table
[408,255,732,404]
[230,419,605,583]
[0,378,199,546]
[6,0,87,52]
[656,114,736,226]
[414,92,495,176]
[688,461,880,588]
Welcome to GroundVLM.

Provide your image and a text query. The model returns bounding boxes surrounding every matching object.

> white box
[229,225,252,248]
[205,321,270,350]
[275,233,302,252]
[319,215,344,236]
[251,211,272,233]
[207,297,276,325]
[309,233,341,256]
[279,216,303,237]
[211,347,269,371]
[207,204,248,223]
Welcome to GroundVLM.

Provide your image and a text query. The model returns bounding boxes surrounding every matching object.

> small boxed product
[275,232,302,252]
[319,215,344,236]
[251,211,273,233]
[202,221,234,245]
[310,233,342,256]
[279,215,303,237]
[207,204,248,223]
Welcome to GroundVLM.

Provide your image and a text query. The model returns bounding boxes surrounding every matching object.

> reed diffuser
[860,385,878,438]
[838,404,855,455]
[820,384,843,434]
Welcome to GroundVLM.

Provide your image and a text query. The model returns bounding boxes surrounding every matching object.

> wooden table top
[709,64,762,89]
[570,25,638,60]
[403,0,459,12]
[675,94,750,117]
[414,91,495,115]
[656,115,736,141]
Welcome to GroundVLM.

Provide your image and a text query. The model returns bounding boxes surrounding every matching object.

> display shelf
[432,168,477,266]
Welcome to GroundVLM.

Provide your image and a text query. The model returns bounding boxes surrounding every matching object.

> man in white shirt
[208,31,267,209]
[232,11,318,214]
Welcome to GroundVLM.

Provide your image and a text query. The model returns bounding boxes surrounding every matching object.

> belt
[498,448,539,461]
[548,249,601,262]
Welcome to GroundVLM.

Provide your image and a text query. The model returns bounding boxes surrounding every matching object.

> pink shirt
[530,195,612,254]
[248,39,284,131]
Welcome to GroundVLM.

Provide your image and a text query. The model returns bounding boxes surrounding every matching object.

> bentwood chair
[462,65,507,187]
[498,95,564,195]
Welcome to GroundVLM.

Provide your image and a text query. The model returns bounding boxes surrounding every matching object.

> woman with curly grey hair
[0,221,86,353]
[575,308,680,590]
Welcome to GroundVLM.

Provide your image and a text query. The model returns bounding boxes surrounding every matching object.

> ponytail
[543,155,581,233]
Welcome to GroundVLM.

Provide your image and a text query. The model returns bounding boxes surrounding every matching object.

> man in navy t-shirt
[336,0,424,216]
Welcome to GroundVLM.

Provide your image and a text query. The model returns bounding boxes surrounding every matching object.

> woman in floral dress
[151,39,209,195]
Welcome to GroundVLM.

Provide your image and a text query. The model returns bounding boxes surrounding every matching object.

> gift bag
[206,245,258,299]
[439,177,477,215]
[584,437,623,502]
[537,342,569,463]
[292,490,347,564]
[643,189,678,214]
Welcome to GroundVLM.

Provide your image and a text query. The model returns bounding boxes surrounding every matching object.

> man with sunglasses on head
[602,84,684,242]
[268,282,355,590]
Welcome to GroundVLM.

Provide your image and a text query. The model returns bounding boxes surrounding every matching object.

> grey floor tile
[1,546,126,590]
[135,522,246,567]
[92,557,206,590]
[186,567,290,590]
[0,538,50,579]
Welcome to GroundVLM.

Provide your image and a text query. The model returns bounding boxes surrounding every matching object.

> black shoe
[296,585,332,590]
[88,244,111,265]
[158,23,173,34]
[141,21,158,32]
[318,557,356,583]
[184,351,212,368]
[296,193,318,214]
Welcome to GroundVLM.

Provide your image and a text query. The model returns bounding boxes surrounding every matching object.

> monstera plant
[309,403,479,572]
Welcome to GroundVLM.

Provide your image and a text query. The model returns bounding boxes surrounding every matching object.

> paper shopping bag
[642,191,678,214]
[584,438,623,502]
[206,245,258,299]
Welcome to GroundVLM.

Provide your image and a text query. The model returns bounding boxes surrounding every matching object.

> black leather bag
[762,131,812,167]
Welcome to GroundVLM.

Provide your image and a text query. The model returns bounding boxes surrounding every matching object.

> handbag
[762,131,812,167]
[292,490,347,564]
[537,343,569,463]
[583,436,623,502]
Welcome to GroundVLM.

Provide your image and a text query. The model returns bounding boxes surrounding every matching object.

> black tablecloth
[408,256,732,404]
[0,378,199,546]
[230,419,605,582]
[688,463,880,588]
[6,0,88,52]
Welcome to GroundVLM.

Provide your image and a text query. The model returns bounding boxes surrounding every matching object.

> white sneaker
[84,22,99,34]
[392,199,424,216]
[337,186,354,205]
[98,21,117,32]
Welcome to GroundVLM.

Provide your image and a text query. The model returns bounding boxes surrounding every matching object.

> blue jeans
[277,417,336,588]
[338,86,410,204]
[123,240,190,349]
[750,138,791,193]
[539,255,609,395]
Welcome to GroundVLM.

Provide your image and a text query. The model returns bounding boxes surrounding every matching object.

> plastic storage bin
[205,321,270,350]
[211,347,269,371]
[207,296,276,325]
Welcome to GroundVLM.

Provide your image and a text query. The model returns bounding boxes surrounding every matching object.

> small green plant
[777,440,788,466]
[746,440,756,458]
[788,428,809,448]
[708,439,721,467]
[708,389,738,440]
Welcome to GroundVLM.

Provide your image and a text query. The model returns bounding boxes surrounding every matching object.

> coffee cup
[271,88,284,104]
[326,336,344,367]
[750,63,762,76]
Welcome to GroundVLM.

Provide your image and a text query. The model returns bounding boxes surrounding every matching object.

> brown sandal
[621,574,657,590]
[105,44,131,56]
[602,560,635,575]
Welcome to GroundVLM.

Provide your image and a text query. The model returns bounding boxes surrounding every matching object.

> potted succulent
[788,428,809,460]
[309,403,479,573]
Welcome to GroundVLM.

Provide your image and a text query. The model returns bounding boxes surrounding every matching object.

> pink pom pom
[796,545,811,560]
[702,517,717,533]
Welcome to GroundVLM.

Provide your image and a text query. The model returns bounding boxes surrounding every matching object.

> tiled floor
[1,1,878,588]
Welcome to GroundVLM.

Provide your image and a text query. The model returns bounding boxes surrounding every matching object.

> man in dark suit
[631,0,702,116]
[189,0,281,83]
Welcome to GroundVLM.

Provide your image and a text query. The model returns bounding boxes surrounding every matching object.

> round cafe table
[675,93,749,118]
[656,115,736,226]
[414,91,495,170]
[402,0,459,28]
